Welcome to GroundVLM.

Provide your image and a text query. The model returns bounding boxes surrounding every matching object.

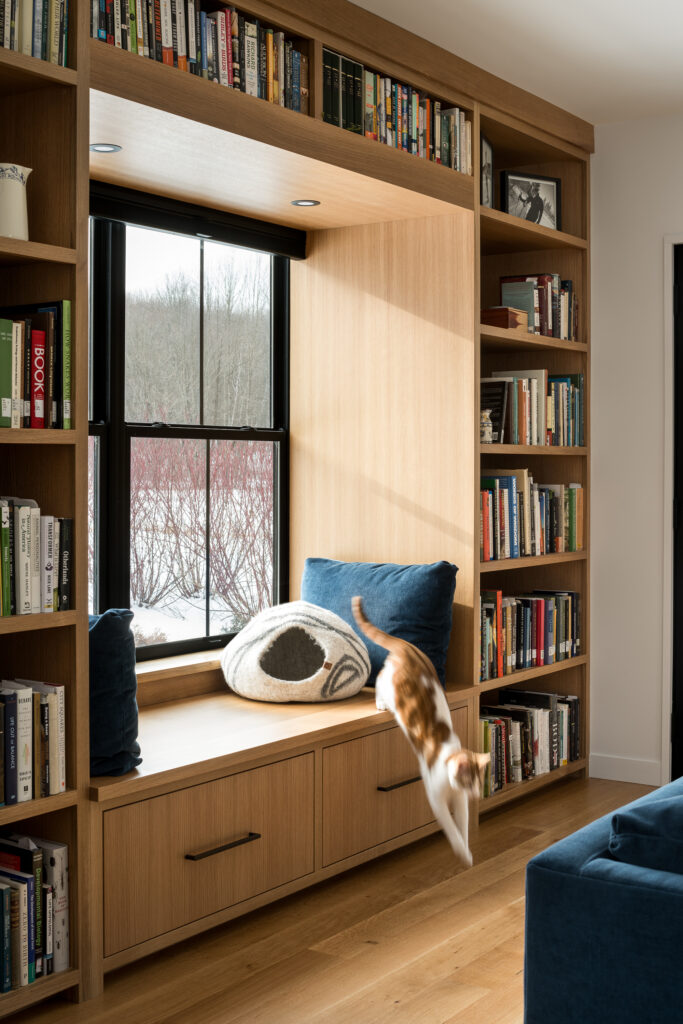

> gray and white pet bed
[220,600,370,703]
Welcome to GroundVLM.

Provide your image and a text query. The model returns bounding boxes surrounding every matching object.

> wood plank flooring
[16,777,650,1024]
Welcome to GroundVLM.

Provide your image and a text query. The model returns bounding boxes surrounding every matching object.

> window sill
[136,650,225,707]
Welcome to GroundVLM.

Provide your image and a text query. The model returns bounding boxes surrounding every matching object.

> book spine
[61,300,71,430]
[57,517,71,612]
[2,697,17,805]
[0,504,9,616]
[0,888,9,992]
[10,323,20,429]
[40,515,54,613]
[14,505,31,614]
[39,697,49,797]
[43,885,52,973]
[52,517,59,611]
[159,0,171,63]
[30,504,40,614]
[243,19,257,95]
[30,328,46,428]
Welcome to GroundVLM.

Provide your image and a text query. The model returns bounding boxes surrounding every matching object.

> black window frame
[89,184,305,661]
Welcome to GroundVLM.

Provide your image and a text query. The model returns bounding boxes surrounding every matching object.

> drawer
[103,753,314,956]
[322,706,468,866]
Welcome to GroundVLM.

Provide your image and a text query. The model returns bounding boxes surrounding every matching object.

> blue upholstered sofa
[525,776,683,1024]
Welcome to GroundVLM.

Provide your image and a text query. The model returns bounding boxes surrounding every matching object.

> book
[1,683,32,802]
[57,517,72,610]
[16,680,65,792]
[1,873,29,986]
[1,836,43,977]
[500,281,539,334]
[0,866,34,983]
[0,318,11,428]
[26,838,68,973]
[0,883,10,993]
[40,514,55,614]
[0,691,17,804]
[480,378,509,444]
[480,306,529,331]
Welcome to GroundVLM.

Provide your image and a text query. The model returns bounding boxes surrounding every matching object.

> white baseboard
[589,753,662,787]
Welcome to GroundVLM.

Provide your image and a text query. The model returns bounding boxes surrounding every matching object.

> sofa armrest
[525,855,683,1024]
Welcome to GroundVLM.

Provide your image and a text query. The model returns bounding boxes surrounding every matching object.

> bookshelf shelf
[0,611,78,635]
[0,790,78,827]
[0,48,78,90]
[89,41,473,231]
[480,207,587,255]
[0,238,78,267]
[480,444,587,456]
[0,429,77,445]
[479,551,587,573]
[479,324,587,353]
[479,758,587,813]
[478,655,588,693]
[0,968,80,1015]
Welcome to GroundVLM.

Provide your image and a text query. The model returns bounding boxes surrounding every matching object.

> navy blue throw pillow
[609,795,683,874]
[300,558,458,686]
[89,609,142,776]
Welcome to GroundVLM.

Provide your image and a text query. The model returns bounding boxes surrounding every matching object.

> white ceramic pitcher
[0,164,32,240]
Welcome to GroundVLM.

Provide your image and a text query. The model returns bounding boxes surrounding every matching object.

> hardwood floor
[16,777,650,1024]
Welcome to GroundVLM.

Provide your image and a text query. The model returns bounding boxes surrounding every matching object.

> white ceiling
[353,0,683,125]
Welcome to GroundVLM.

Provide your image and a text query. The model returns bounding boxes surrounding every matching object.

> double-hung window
[88,186,304,659]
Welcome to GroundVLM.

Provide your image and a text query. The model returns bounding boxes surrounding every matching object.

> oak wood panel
[89,51,473,228]
[0,238,77,266]
[479,550,587,572]
[103,754,315,956]
[480,324,588,354]
[479,758,586,813]
[480,207,587,256]
[322,707,469,865]
[0,48,78,89]
[290,213,475,688]
[477,653,587,694]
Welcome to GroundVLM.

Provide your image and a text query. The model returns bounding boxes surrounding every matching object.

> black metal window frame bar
[89,185,304,661]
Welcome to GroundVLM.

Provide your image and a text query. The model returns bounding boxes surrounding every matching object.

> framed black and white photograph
[501,171,561,231]
[480,135,493,208]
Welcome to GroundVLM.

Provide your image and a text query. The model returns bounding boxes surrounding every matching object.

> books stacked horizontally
[480,470,583,561]
[480,370,584,447]
[0,302,72,431]
[0,832,69,989]
[500,274,578,341]
[91,1,310,112]
[0,499,72,616]
[0,0,69,65]
[322,47,472,172]
[0,679,66,805]
[480,589,580,682]
[480,689,581,796]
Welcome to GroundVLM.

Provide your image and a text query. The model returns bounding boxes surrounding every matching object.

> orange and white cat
[352,596,489,866]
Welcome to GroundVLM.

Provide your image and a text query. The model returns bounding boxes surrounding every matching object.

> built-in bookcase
[475,113,590,812]
[0,0,89,1015]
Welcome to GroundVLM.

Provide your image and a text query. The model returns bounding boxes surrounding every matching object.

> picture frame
[501,171,561,231]
[480,134,493,209]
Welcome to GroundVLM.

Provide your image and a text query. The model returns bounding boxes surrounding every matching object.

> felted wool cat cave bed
[220,600,371,702]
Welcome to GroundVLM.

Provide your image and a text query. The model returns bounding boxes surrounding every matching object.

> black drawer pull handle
[185,831,261,861]
[377,776,421,792]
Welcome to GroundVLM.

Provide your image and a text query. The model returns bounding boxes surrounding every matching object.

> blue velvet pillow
[300,558,457,686]
[89,609,142,776]
[609,795,683,874]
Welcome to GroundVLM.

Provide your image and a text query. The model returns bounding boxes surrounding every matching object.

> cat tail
[351,596,406,655]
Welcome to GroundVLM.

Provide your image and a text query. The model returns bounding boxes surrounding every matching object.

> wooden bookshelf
[0,0,594,1005]
[475,106,590,812]
[0,0,88,1013]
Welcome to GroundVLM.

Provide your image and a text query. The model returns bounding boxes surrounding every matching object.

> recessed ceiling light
[291,199,320,207]
[90,143,122,154]
[196,232,212,239]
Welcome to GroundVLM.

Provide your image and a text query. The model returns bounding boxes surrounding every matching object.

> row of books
[91,1,310,112]
[480,689,581,796]
[481,370,585,447]
[480,471,583,561]
[501,274,578,341]
[0,302,72,431]
[0,678,66,805]
[0,499,72,616]
[480,589,581,682]
[322,47,472,172]
[0,0,69,65]
[0,832,69,989]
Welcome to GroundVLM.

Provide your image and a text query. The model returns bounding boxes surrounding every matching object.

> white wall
[591,113,683,785]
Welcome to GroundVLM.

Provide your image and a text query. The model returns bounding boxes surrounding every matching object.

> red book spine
[106,0,114,44]
[30,329,46,429]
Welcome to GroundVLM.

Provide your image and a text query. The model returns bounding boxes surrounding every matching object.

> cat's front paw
[375,699,387,711]
[462,848,473,868]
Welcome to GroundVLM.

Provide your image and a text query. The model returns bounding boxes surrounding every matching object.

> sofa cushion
[89,609,143,776]
[300,558,457,686]
[609,795,683,874]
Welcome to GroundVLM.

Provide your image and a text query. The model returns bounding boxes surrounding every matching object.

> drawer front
[322,707,468,866]
[104,754,314,956]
